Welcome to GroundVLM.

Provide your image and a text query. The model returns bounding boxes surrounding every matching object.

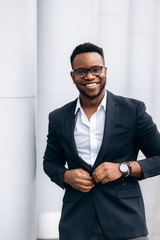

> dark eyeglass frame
[73,65,105,78]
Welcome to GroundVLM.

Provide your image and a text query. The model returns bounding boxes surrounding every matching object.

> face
[71,52,107,100]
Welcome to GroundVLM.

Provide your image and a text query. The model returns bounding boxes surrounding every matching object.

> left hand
[92,162,122,184]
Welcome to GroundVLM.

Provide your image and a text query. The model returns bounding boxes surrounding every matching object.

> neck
[80,90,105,109]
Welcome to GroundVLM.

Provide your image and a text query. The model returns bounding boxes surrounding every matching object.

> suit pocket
[117,187,142,199]
[63,192,76,202]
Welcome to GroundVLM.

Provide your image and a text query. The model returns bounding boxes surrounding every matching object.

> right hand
[63,168,95,193]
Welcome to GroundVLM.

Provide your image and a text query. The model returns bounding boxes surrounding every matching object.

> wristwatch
[119,163,129,177]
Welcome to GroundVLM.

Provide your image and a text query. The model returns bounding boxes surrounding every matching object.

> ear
[70,71,76,84]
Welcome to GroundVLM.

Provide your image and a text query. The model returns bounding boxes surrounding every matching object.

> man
[43,43,160,240]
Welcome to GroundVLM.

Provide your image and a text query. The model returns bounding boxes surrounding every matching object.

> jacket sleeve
[134,101,160,179]
[43,112,67,189]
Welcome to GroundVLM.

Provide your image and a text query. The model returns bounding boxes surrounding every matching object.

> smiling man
[71,51,106,100]
[43,43,160,240]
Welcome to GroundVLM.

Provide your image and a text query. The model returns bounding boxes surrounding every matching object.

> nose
[85,70,95,80]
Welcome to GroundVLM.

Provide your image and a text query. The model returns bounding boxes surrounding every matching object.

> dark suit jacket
[43,91,160,240]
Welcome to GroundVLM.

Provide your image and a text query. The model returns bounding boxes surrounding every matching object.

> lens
[76,68,87,77]
[91,66,102,76]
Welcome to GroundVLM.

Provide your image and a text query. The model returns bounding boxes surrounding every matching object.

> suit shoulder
[114,94,144,108]
[107,91,146,117]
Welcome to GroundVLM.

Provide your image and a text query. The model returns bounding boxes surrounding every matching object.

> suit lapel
[93,91,119,169]
[65,100,78,156]
[65,99,92,171]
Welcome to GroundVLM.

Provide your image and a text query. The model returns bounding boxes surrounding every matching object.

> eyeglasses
[73,66,105,78]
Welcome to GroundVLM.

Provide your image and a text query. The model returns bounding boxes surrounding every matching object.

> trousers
[90,217,149,240]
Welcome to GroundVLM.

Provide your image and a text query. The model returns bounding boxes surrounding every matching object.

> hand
[63,168,95,192]
[92,162,122,184]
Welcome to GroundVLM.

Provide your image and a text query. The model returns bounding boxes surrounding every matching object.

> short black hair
[70,42,105,69]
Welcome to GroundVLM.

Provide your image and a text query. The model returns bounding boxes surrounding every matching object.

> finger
[78,178,94,186]
[79,174,94,182]
[93,172,106,183]
[93,169,103,178]
[101,177,110,184]
[78,169,94,181]
[79,184,95,193]
[93,164,106,178]
[77,171,93,181]
[79,169,90,176]
[93,163,106,173]
[93,168,107,182]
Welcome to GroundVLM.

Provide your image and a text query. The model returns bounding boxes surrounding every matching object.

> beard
[78,84,106,100]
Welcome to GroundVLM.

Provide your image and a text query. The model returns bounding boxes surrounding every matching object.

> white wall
[0,1,36,240]
[37,0,160,239]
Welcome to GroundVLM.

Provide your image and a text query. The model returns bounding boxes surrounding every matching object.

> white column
[128,1,160,239]
[98,0,130,95]
[128,0,158,113]
[0,1,36,240]
[37,0,99,238]
[150,0,160,126]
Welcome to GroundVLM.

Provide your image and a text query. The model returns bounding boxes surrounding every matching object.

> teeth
[86,83,97,86]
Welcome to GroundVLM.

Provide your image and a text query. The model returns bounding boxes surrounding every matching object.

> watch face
[120,164,128,173]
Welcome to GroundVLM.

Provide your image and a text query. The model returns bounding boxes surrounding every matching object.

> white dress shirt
[74,91,107,166]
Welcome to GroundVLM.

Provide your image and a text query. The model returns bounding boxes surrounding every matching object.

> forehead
[72,52,104,69]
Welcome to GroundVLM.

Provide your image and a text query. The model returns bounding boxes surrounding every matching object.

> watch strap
[125,161,132,177]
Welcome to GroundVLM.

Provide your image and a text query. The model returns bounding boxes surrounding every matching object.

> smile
[83,83,99,87]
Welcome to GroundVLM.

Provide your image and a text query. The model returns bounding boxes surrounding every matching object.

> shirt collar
[74,90,107,115]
